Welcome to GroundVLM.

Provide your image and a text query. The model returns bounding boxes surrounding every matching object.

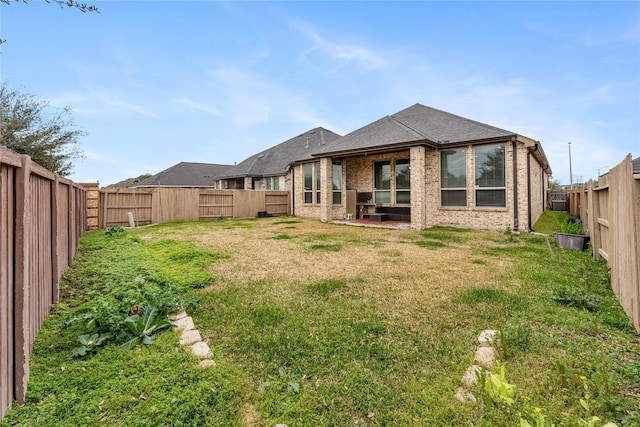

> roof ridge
[410,103,515,135]
[387,115,427,140]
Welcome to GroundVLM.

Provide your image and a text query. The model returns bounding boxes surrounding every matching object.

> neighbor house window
[304,163,313,204]
[265,176,279,190]
[226,179,236,190]
[441,149,467,206]
[475,144,506,207]
[332,162,342,204]
[395,159,410,204]
[374,161,391,203]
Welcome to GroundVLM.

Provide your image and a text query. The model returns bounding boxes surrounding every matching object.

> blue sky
[1,1,638,186]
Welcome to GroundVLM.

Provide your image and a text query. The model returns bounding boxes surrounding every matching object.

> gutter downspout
[290,165,295,216]
[512,138,519,232]
[527,150,532,230]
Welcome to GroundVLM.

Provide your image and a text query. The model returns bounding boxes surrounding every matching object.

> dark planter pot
[554,232,590,251]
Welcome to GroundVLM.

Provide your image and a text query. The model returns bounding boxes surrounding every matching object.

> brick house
[214,127,341,191]
[291,104,551,231]
[135,162,233,187]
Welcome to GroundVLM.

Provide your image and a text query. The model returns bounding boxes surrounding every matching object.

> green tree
[0,0,99,44]
[0,0,98,13]
[0,84,85,176]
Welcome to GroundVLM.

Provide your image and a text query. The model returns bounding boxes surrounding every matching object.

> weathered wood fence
[99,188,290,228]
[579,155,640,332]
[1,147,86,420]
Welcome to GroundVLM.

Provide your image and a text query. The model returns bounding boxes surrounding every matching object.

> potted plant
[554,219,590,251]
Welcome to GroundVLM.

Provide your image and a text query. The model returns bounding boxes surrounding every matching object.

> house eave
[309,140,438,159]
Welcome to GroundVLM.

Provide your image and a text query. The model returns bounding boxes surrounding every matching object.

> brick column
[411,146,427,230]
[320,157,332,222]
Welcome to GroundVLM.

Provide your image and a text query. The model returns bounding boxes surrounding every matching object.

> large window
[332,162,342,204]
[303,163,321,204]
[304,163,313,204]
[475,144,506,207]
[315,161,321,203]
[395,159,411,204]
[374,159,410,204]
[374,161,391,203]
[441,149,467,206]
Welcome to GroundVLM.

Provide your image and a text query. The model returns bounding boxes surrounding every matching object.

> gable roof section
[312,103,517,157]
[217,127,341,179]
[136,162,232,186]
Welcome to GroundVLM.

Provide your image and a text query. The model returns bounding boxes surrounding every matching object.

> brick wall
[293,142,548,231]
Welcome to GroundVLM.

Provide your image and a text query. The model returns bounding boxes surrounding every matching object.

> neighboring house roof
[633,157,640,173]
[217,127,341,179]
[136,162,232,186]
[311,103,517,157]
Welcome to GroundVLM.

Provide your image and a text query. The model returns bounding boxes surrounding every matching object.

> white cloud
[173,98,221,116]
[292,20,388,71]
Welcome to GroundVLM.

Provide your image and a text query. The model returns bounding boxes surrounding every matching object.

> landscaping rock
[474,346,498,368]
[174,316,195,331]
[454,387,477,404]
[179,329,201,346]
[199,359,216,368]
[478,329,499,347]
[191,341,212,359]
[169,309,187,321]
[461,365,484,388]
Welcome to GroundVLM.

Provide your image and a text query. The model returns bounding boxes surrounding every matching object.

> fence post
[51,176,60,303]
[587,180,600,260]
[13,155,32,404]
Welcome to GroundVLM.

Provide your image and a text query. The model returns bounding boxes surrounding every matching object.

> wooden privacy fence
[0,147,86,420]
[99,188,290,228]
[579,155,640,332]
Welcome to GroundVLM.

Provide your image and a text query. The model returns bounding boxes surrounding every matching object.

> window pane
[266,177,271,190]
[304,164,313,191]
[274,177,279,190]
[375,190,390,203]
[304,192,313,204]
[332,162,342,190]
[227,180,235,190]
[475,145,505,188]
[315,161,321,191]
[442,190,467,206]
[333,192,342,205]
[441,149,466,188]
[396,159,411,189]
[375,161,391,190]
[316,191,321,204]
[476,189,506,207]
[396,190,410,204]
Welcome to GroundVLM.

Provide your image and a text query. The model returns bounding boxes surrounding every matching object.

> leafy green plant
[258,367,301,394]
[104,226,127,237]
[120,305,174,349]
[499,315,533,359]
[482,362,516,406]
[519,407,555,427]
[503,226,517,243]
[68,333,112,359]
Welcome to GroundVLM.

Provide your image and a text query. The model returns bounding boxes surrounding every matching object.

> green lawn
[2,212,639,426]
